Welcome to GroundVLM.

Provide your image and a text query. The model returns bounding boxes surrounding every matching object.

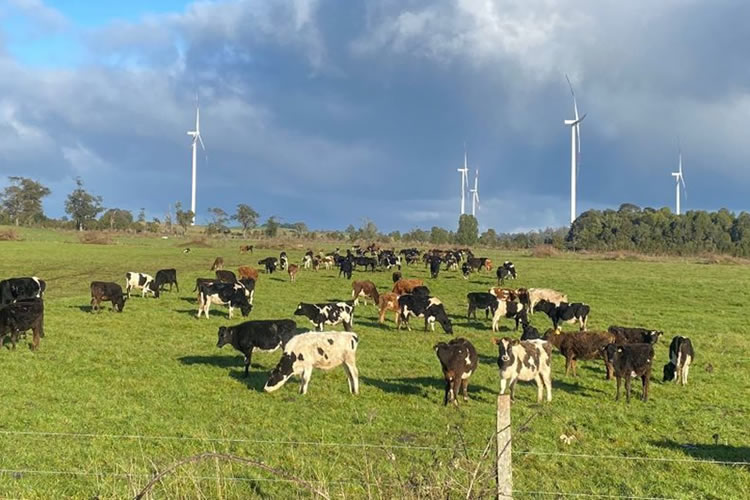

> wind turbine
[470,169,480,217]
[457,148,469,216]
[672,145,687,215]
[186,101,206,225]
[563,74,586,225]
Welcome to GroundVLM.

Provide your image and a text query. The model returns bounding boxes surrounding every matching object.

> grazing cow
[397,295,453,334]
[461,262,471,279]
[264,331,359,395]
[663,336,694,385]
[392,271,402,283]
[294,302,354,332]
[491,300,528,332]
[193,278,215,292]
[279,252,289,271]
[353,256,377,271]
[125,272,159,298]
[392,278,424,295]
[288,264,299,282]
[492,337,552,402]
[544,330,615,378]
[238,266,259,281]
[602,343,654,402]
[489,287,518,302]
[237,278,256,304]
[154,269,179,292]
[197,282,252,319]
[338,259,353,279]
[525,288,567,315]
[465,257,489,272]
[258,257,278,274]
[216,319,298,377]
[496,261,517,285]
[321,255,334,270]
[183,248,191,254]
[466,292,499,319]
[608,325,663,345]
[239,245,254,254]
[352,281,379,306]
[90,281,126,312]
[0,277,46,306]
[211,257,224,271]
[429,256,441,279]
[0,298,44,350]
[520,323,543,341]
[378,292,400,324]
[435,338,478,406]
[534,300,589,332]
[215,269,237,283]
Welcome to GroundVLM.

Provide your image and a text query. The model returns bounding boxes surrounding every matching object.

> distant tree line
[3,176,750,256]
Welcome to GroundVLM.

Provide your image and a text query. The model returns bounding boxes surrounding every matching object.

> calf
[428,256,441,279]
[0,298,44,350]
[496,261,517,285]
[264,331,360,395]
[90,281,126,312]
[520,323,543,341]
[238,266,259,281]
[216,319,298,377]
[154,269,179,292]
[378,292,400,324]
[544,330,615,378]
[602,343,654,402]
[608,325,663,345]
[489,287,518,301]
[466,292,499,319]
[491,300,528,332]
[461,262,471,279]
[663,336,694,386]
[279,252,289,271]
[435,338,478,406]
[215,269,237,283]
[294,301,354,332]
[288,264,299,282]
[197,282,252,319]
[352,281,379,306]
[392,278,424,295]
[302,254,313,270]
[0,277,46,306]
[525,288,567,315]
[353,256,377,272]
[211,257,224,271]
[392,271,402,283]
[239,245,254,254]
[258,257,278,274]
[397,295,453,334]
[338,259,353,279]
[465,257,489,272]
[534,300,589,332]
[125,272,159,298]
[492,337,552,402]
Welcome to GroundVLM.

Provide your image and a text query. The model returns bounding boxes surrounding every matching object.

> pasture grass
[0,227,748,499]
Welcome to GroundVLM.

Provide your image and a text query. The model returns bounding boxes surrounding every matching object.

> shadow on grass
[361,375,494,398]
[650,440,750,467]
[270,277,285,282]
[70,305,93,312]
[178,355,269,391]
[552,379,606,397]
[180,297,197,304]
[478,354,497,366]
[356,320,391,330]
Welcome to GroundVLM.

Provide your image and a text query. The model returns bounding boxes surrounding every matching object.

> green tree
[290,222,308,237]
[174,202,194,235]
[430,226,451,245]
[64,177,103,231]
[265,216,280,238]
[207,207,229,235]
[359,219,378,241]
[479,228,499,247]
[1,176,51,226]
[99,208,134,231]
[456,214,479,246]
[232,204,260,237]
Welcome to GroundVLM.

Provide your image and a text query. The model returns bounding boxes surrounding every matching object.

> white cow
[492,337,552,402]
[125,272,158,298]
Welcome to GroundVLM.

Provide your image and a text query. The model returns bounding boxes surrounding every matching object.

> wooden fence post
[496,394,512,499]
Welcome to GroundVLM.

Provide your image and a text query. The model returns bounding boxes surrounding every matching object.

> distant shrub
[79,231,113,245]
[179,238,212,248]
[0,228,21,241]
[531,245,560,258]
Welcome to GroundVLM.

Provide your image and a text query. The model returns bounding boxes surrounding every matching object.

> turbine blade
[565,74,580,121]
[198,133,206,151]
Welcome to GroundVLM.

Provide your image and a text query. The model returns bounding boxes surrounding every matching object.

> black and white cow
[215,269,237,283]
[264,331,360,395]
[534,300,590,332]
[491,300,528,332]
[258,257,278,274]
[154,269,179,292]
[663,336,694,386]
[0,298,44,350]
[466,292,499,319]
[125,272,159,298]
[279,252,289,271]
[496,261,517,285]
[461,262,471,279]
[0,277,46,306]
[294,301,354,331]
[216,319,298,377]
[493,337,553,402]
[197,282,252,319]
[435,337,478,406]
[397,295,453,334]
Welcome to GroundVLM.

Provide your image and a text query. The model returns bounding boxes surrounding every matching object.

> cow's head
[433,306,453,334]
[238,301,252,317]
[533,300,555,315]
[647,330,663,344]
[148,280,160,298]
[521,323,540,340]
[601,343,621,363]
[114,295,127,312]
[492,337,516,366]
[293,303,307,316]
[216,326,233,348]
[663,362,677,382]
[264,352,299,392]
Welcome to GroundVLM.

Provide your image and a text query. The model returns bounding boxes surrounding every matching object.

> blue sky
[1,0,749,233]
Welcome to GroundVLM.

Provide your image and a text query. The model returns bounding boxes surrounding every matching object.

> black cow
[215,269,237,283]
[663,336,694,385]
[496,261,517,285]
[412,285,431,297]
[197,282,252,319]
[435,338,478,406]
[397,295,453,334]
[154,269,179,292]
[466,292,499,319]
[294,301,354,331]
[0,277,46,306]
[602,343,654,402]
[534,300,590,332]
[258,257,278,274]
[338,259,353,279]
[216,319,298,377]
[392,271,402,283]
[429,256,441,279]
[608,325,663,345]
[520,323,543,341]
[353,256,377,271]
[90,281,126,312]
[193,278,215,292]
[0,298,44,350]
[466,257,489,272]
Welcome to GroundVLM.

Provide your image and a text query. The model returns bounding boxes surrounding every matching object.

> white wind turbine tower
[457,149,469,216]
[563,74,586,224]
[672,145,687,215]
[470,169,480,217]
[186,102,206,225]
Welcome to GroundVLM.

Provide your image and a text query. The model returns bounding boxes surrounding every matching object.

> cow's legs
[451,378,461,407]
[625,376,632,403]
[572,358,578,377]
[509,380,517,401]
[682,363,689,385]
[343,320,352,332]
[534,375,544,402]
[642,375,649,401]
[542,371,552,402]
[174,280,179,292]
[443,380,452,405]
[461,378,470,402]
[227,305,234,319]
[299,366,313,394]
[615,377,622,401]
[564,357,572,377]
[500,378,508,395]
[343,360,359,395]
[244,350,253,377]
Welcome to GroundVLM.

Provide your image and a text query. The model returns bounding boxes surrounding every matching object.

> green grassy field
[0,228,748,499]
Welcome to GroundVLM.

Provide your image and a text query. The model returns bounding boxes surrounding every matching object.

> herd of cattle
[0,244,695,404]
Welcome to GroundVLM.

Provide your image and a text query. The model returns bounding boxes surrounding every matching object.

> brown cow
[238,266,259,281]
[352,281,379,306]
[544,330,615,378]
[211,257,224,271]
[288,264,299,282]
[378,292,400,324]
[239,245,254,254]
[392,278,424,295]
[484,258,493,272]
[489,287,518,302]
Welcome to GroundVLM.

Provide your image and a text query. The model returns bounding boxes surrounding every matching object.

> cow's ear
[511,339,520,345]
